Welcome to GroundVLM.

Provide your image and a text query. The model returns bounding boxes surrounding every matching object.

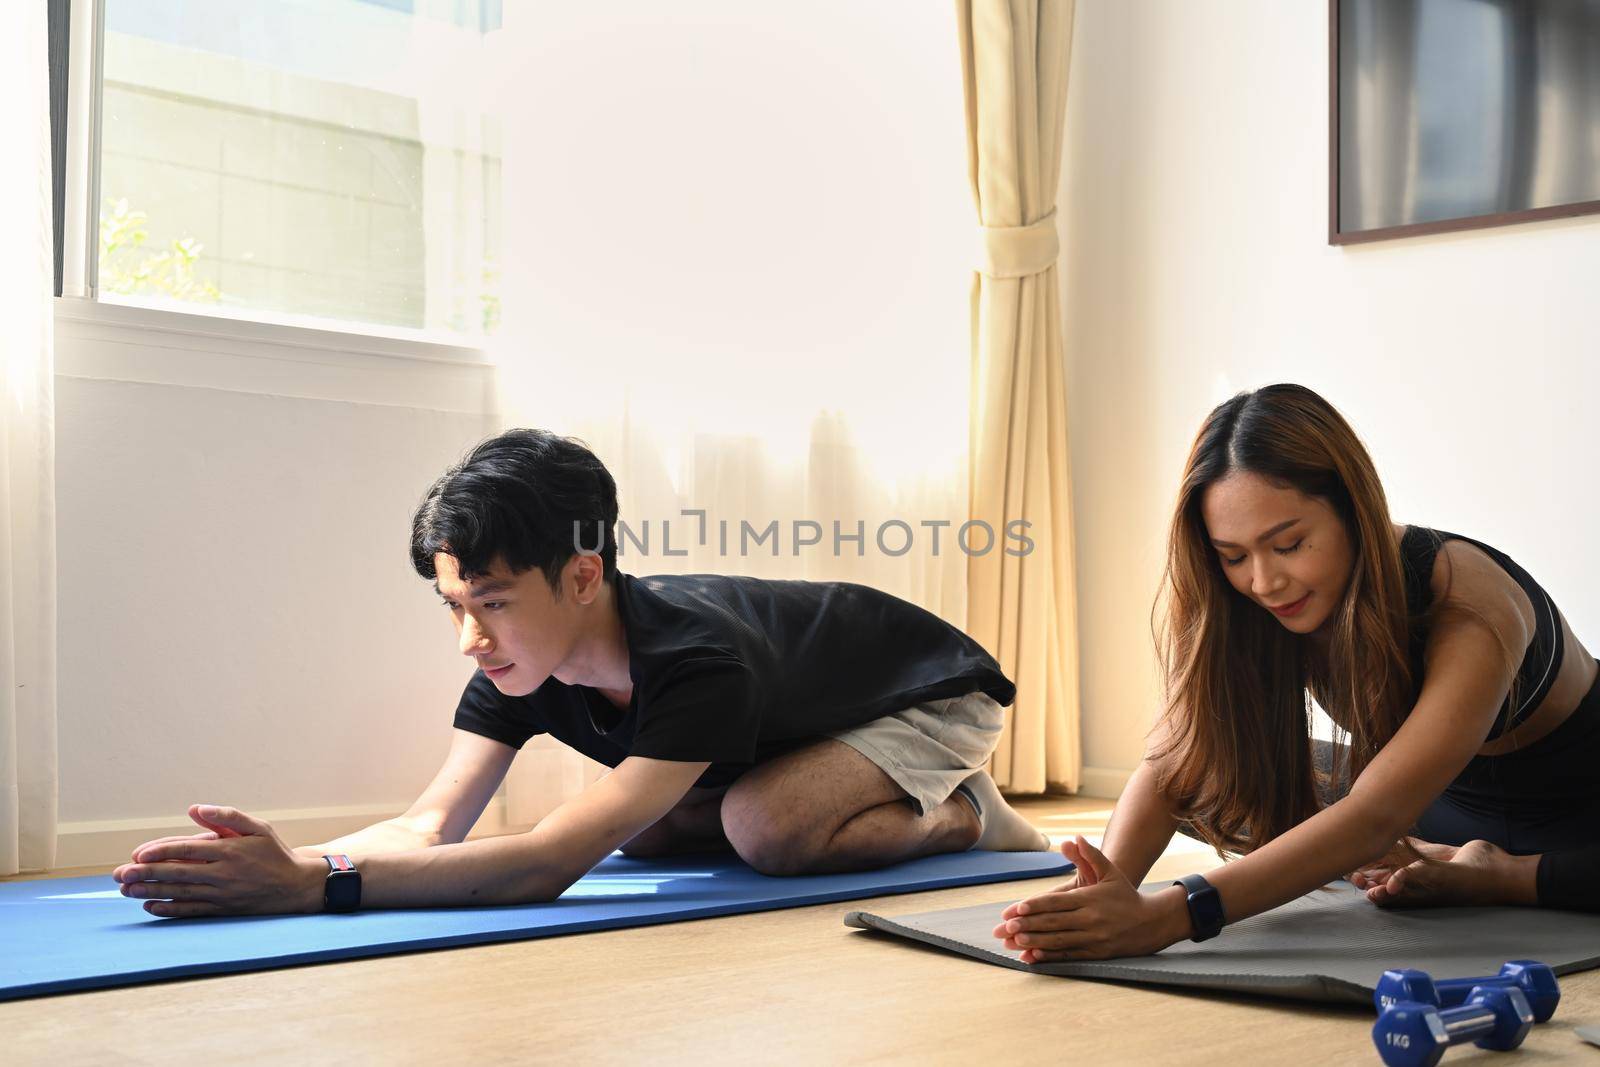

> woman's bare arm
[1100,751,1181,886]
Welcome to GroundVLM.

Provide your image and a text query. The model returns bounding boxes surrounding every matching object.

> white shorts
[829,691,1004,816]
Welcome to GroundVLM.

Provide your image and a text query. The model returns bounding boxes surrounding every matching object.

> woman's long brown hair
[1151,384,1414,856]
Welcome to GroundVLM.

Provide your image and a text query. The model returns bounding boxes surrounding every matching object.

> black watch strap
[322,854,362,913]
[1173,872,1226,942]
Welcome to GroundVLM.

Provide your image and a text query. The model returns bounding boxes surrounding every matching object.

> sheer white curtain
[1,2,60,875]
[486,2,974,821]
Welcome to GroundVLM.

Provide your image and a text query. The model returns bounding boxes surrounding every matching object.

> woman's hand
[991,835,1189,962]
[111,804,326,918]
[1350,837,1538,908]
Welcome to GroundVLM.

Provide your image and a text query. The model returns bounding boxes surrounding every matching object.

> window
[93,0,502,340]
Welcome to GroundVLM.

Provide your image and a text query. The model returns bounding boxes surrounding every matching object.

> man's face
[1200,471,1355,636]
[433,553,574,697]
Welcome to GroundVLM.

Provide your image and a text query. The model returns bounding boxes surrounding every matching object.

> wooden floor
[6,795,1600,1065]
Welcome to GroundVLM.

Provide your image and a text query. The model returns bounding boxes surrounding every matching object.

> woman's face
[1200,470,1355,636]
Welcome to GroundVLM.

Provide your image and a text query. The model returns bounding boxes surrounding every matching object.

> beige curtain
[958,0,1081,793]
[1,0,60,874]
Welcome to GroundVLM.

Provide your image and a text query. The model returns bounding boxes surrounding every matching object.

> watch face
[1177,876,1224,940]
[325,869,362,912]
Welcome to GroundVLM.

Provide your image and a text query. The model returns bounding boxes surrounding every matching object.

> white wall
[1061,0,1600,786]
[51,308,500,862]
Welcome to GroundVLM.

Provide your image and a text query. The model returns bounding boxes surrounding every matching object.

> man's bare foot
[1357,839,1540,908]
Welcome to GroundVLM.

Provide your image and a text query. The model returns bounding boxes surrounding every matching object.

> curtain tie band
[977,209,1059,278]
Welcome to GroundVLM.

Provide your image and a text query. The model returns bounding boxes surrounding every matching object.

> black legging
[1316,668,1600,912]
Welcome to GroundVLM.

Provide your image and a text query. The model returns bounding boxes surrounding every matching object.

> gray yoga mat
[845,881,1600,1005]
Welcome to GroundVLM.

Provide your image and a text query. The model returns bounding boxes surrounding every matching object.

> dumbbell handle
[1435,974,1519,1007]
[1437,1003,1496,1042]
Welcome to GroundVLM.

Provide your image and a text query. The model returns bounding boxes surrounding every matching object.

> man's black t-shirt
[452,572,1014,788]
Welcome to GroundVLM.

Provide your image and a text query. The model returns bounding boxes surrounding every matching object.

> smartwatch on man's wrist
[322,854,362,913]
[1173,872,1225,942]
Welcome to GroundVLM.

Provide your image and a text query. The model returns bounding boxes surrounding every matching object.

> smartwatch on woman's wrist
[1173,872,1226,941]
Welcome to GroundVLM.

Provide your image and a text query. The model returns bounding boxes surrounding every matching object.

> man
[114,430,1045,917]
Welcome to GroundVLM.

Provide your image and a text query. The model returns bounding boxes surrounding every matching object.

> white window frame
[56,0,498,409]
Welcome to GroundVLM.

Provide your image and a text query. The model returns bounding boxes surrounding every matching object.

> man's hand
[126,809,244,866]
[111,805,326,918]
[990,835,1189,962]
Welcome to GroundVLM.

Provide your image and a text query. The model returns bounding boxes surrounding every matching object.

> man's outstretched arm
[298,729,519,857]
[112,755,709,917]
[125,729,518,868]
[355,755,710,907]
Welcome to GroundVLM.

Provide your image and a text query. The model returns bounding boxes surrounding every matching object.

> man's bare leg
[719,739,1001,876]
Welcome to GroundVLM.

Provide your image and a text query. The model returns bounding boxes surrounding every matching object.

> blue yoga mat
[1,849,1069,1000]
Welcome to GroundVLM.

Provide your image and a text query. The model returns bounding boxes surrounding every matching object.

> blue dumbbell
[1374,960,1560,1023]
[1372,985,1534,1067]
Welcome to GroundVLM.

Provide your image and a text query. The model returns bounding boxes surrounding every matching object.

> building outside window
[97,0,503,339]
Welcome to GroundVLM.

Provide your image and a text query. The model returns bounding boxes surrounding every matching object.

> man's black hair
[410,428,619,590]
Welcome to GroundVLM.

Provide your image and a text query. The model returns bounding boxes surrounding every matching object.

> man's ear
[568,552,606,604]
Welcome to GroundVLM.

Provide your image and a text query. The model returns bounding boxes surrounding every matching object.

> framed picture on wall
[1329,0,1600,244]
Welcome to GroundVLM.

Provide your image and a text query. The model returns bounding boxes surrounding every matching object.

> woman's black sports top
[1400,525,1564,740]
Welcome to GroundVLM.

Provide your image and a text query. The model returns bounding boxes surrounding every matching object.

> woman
[993,384,1600,962]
